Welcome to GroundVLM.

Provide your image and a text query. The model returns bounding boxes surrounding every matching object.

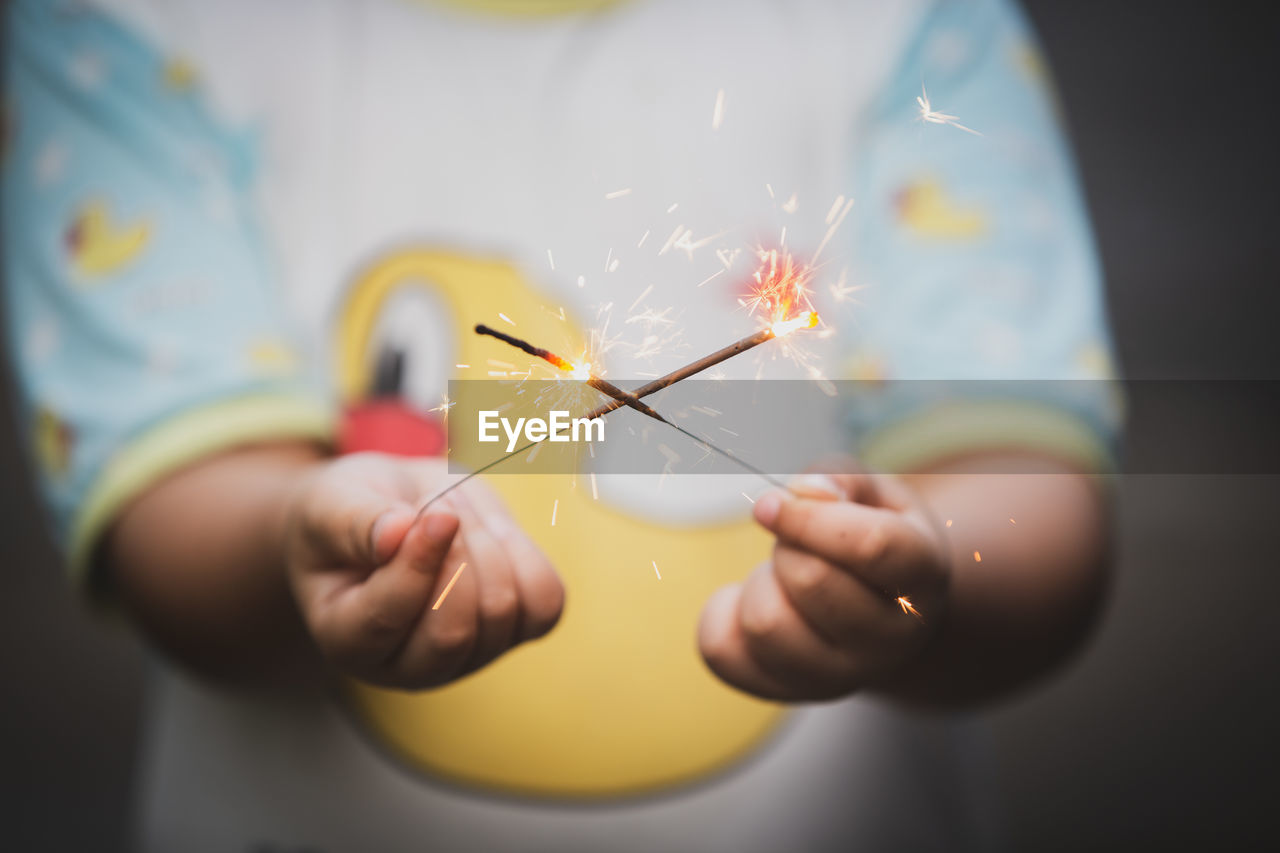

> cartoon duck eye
[339,282,455,457]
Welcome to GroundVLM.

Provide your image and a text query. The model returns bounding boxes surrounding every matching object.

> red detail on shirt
[339,399,446,457]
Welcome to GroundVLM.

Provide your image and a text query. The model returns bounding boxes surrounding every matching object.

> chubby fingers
[769,543,917,647]
[752,489,945,595]
[433,487,520,674]
[460,482,564,642]
[304,508,460,670]
[385,481,564,687]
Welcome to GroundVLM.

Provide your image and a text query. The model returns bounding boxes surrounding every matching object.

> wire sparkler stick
[581,312,817,421]
[415,314,818,514]
[475,325,789,488]
[476,325,668,422]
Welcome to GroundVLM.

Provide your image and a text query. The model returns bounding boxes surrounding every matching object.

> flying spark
[432,562,468,610]
[917,84,981,135]
[896,596,922,620]
[712,88,726,130]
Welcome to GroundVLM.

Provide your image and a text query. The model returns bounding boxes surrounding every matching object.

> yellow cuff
[860,400,1115,475]
[69,393,335,583]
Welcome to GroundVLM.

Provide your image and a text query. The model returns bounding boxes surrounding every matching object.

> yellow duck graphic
[334,249,783,798]
[162,58,198,92]
[65,199,151,280]
[895,178,988,240]
[33,405,74,477]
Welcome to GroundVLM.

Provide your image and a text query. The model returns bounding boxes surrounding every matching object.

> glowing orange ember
[744,247,820,333]
[897,596,922,620]
[770,311,819,338]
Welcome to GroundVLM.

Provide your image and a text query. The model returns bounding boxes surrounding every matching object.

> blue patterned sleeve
[842,0,1120,472]
[2,1,332,579]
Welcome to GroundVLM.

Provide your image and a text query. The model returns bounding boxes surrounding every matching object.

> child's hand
[283,453,563,689]
[698,471,951,701]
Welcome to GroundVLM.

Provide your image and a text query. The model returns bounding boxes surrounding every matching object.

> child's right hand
[282,452,564,689]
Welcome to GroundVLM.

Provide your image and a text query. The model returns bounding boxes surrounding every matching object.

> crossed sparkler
[417,312,818,513]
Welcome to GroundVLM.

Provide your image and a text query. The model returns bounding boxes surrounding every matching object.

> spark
[666,202,679,214]
[546,249,555,270]
[604,247,614,272]
[825,195,846,225]
[658,443,681,467]
[781,193,799,214]
[628,284,654,312]
[945,519,953,528]
[551,499,559,526]
[652,560,662,580]
[428,394,455,423]
[716,247,743,270]
[697,268,726,288]
[637,229,651,248]
[827,269,863,303]
[455,363,470,369]
[626,307,676,328]
[917,84,981,135]
[608,258,620,273]
[896,595,923,620]
[712,88,726,130]
[675,228,726,260]
[813,198,854,262]
[605,187,633,199]
[432,562,468,610]
[973,550,982,562]
[765,183,775,198]
[658,223,686,255]
[498,312,516,326]
[577,275,586,288]
[719,426,740,436]
[590,472,599,500]
[742,492,755,503]
[1010,517,1017,525]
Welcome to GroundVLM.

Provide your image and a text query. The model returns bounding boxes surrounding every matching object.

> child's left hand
[698,471,952,701]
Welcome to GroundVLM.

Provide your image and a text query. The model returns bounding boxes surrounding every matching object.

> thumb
[306,488,418,567]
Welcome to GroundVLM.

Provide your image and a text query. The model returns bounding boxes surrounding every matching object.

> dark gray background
[3,1,1278,850]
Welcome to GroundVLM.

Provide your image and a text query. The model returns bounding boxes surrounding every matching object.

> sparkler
[416,248,821,513]
[474,325,791,488]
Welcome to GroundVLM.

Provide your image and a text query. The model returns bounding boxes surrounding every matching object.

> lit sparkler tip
[769,311,820,338]
[896,595,922,620]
